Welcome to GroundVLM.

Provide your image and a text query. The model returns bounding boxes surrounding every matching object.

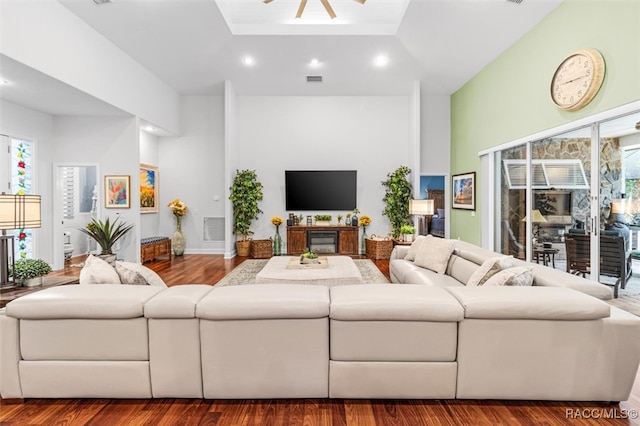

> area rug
[214,259,389,287]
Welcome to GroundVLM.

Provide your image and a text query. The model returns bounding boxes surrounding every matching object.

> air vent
[307,76,323,83]
[93,0,112,5]
[203,217,225,242]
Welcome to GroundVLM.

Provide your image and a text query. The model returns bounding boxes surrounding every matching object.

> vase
[22,276,43,287]
[172,215,186,256]
[273,225,282,256]
[351,215,358,226]
[361,226,367,255]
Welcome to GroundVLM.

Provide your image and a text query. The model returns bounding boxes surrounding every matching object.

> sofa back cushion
[445,255,480,285]
[414,236,456,274]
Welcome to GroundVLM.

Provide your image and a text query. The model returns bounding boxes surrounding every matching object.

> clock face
[550,49,605,111]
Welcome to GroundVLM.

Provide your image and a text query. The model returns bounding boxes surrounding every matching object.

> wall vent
[203,217,225,242]
[93,0,112,5]
[307,76,323,83]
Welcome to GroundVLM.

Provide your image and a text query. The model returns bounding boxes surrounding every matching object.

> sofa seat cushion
[6,285,164,319]
[447,287,610,320]
[197,284,330,320]
[145,285,213,318]
[524,261,613,300]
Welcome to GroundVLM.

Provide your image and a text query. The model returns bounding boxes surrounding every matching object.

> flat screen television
[534,190,572,216]
[285,170,357,211]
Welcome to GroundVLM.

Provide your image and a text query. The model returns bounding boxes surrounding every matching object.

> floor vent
[203,217,225,242]
[307,76,323,83]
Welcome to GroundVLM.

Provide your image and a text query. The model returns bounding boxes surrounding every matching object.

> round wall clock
[550,48,605,111]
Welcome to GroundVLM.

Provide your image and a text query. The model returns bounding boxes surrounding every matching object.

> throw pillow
[116,261,167,287]
[467,256,514,286]
[115,263,148,285]
[79,254,121,285]
[437,208,445,219]
[404,235,428,262]
[413,236,456,274]
[483,265,534,287]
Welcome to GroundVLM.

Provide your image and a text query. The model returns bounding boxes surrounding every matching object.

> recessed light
[243,56,255,66]
[0,79,10,85]
[374,55,389,67]
[310,58,320,66]
[145,126,154,132]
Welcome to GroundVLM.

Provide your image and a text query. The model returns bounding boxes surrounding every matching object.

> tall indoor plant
[381,165,413,238]
[229,169,264,256]
[79,217,133,264]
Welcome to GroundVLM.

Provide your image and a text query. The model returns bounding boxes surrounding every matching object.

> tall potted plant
[78,217,134,264]
[229,169,264,256]
[381,165,413,238]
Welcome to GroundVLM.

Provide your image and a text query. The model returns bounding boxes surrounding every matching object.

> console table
[286,225,359,255]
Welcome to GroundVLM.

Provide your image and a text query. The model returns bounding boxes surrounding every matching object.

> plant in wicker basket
[229,169,263,256]
[381,165,413,238]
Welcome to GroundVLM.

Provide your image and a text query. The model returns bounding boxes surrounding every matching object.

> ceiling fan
[263,0,366,20]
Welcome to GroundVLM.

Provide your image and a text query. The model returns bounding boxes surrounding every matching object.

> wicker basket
[365,236,393,260]
[251,239,273,259]
[236,240,251,257]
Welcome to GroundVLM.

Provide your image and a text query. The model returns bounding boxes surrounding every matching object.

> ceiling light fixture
[374,55,389,67]
[264,0,366,20]
[310,58,320,66]
[243,56,255,66]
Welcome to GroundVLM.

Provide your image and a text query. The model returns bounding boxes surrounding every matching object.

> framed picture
[452,172,475,210]
[140,163,159,213]
[104,175,131,208]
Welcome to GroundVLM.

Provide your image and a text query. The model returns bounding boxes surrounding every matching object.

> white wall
[53,116,140,263]
[421,95,451,175]
[236,96,412,245]
[159,96,225,253]
[1,0,180,134]
[0,100,54,263]
[140,131,160,238]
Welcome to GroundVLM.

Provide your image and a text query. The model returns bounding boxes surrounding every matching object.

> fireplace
[307,230,338,254]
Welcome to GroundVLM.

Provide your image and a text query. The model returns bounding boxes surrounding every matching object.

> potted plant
[229,169,264,256]
[78,217,134,265]
[10,258,52,287]
[300,248,319,264]
[399,223,416,242]
[382,166,413,238]
[314,214,332,226]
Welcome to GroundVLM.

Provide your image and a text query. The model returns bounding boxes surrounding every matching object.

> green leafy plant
[10,259,52,280]
[300,248,318,260]
[229,169,264,241]
[314,214,332,221]
[382,165,413,238]
[399,224,415,235]
[337,214,343,224]
[79,217,134,255]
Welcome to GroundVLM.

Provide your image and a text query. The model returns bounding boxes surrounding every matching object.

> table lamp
[409,199,435,236]
[521,209,547,245]
[0,194,42,288]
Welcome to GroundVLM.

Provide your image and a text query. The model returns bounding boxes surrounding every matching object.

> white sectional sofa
[1,281,639,402]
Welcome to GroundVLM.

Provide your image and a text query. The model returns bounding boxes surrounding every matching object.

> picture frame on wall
[452,172,475,211]
[104,175,131,209]
[140,163,159,213]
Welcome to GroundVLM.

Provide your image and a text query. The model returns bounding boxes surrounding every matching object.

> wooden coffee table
[255,256,363,286]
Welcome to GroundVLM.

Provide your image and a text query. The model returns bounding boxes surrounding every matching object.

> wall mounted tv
[285,170,357,211]
[534,190,573,216]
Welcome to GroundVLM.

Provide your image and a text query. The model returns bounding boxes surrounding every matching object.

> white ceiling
[1,0,566,118]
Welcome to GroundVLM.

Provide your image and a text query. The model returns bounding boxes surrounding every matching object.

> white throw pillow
[79,254,121,285]
[404,235,428,261]
[413,236,456,274]
[467,256,514,286]
[483,265,534,287]
[115,263,148,285]
[116,261,167,287]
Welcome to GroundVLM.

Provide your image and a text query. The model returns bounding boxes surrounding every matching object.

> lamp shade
[610,199,625,214]
[409,199,435,216]
[521,209,547,224]
[0,194,42,230]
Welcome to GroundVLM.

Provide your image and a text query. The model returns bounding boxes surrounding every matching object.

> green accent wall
[450,0,640,245]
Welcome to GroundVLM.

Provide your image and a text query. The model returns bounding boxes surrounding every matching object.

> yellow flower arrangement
[359,215,371,227]
[271,216,284,226]
[167,198,188,217]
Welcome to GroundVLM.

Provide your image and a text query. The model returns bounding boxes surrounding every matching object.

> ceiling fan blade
[295,0,307,18]
[320,0,337,19]
[263,0,274,3]
[353,0,366,4]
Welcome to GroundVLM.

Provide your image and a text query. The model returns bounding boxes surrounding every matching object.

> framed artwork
[140,163,159,213]
[452,172,475,210]
[104,175,131,208]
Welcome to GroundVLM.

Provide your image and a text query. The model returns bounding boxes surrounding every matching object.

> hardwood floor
[2,254,639,426]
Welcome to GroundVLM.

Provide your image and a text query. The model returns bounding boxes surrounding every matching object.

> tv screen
[534,190,572,216]
[285,170,357,211]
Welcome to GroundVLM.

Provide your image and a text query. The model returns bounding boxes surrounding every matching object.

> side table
[0,276,79,308]
[532,247,559,268]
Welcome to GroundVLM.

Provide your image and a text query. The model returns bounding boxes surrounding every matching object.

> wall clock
[550,48,605,111]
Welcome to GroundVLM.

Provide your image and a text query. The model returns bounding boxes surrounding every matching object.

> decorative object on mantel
[345,213,352,226]
[271,216,284,256]
[167,199,188,256]
[351,208,360,226]
[78,217,133,265]
[300,248,320,264]
[314,214,332,226]
[9,258,51,287]
[382,165,413,238]
[337,214,343,225]
[229,169,264,257]
[359,214,371,254]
